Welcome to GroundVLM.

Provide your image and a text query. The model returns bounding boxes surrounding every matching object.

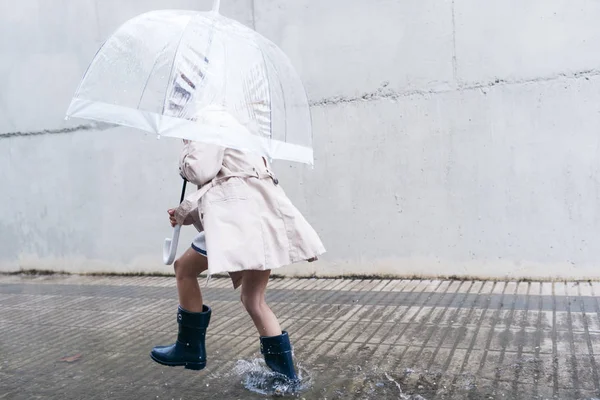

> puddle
[208,355,594,399]
[232,358,312,397]
[229,358,433,399]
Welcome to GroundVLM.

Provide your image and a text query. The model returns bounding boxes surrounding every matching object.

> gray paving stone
[1,274,600,399]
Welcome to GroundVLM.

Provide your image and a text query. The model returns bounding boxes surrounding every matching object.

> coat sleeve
[175,142,225,226]
[179,141,225,186]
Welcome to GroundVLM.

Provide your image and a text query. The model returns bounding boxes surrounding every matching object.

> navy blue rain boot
[260,331,298,380]
[150,305,211,370]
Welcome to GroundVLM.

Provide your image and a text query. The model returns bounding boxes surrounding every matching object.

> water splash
[232,358,312,396]
[385,372,428,400]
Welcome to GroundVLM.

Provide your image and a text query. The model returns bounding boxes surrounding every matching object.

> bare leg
[240,269,282,337]
[174,247,208,312]
[150,247,210,370]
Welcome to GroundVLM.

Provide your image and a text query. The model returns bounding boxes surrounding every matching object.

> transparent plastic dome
[66,6,313,164]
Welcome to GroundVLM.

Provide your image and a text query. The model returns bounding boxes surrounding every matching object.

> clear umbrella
[66,0,313,165]
[66,0,314,264]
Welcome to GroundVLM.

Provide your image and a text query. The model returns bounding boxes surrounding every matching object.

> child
[150,140,326,380]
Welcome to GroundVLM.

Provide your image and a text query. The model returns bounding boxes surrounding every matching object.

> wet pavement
[1,274,600,399]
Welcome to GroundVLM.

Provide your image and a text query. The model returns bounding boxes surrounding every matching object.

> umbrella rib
[267,50,288,144]
[257,48,273,142]
[160,16,196,115]
[72,40,110,99]
[137,42,172,109]
[260,42,288,144]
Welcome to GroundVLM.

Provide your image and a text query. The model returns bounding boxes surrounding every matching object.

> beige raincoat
[174,140,325,287]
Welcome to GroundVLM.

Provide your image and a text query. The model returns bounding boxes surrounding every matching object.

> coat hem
[207,249,326,276]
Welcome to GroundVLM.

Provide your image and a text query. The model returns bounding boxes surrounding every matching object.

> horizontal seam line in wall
[310,68,600,107]
[0,122,113,139]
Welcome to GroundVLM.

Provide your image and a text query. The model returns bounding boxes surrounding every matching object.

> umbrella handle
[163,178,187,265]
[163,225,181,265]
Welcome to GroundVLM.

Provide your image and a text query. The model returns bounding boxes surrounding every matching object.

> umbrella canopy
[66,2,313,164]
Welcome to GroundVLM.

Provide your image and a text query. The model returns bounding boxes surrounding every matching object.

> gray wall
[2,0,600,279]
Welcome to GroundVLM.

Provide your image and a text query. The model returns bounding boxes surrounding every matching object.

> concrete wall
[2,0,600,280]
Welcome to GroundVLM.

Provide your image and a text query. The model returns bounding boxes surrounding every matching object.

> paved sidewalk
[1,274,600,399]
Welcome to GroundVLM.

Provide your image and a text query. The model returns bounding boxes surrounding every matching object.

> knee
[240,293,264,317]
[174,259,194,280]
[173,259,183,278]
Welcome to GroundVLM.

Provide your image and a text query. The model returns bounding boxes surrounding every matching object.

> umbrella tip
[211,0,221,13]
